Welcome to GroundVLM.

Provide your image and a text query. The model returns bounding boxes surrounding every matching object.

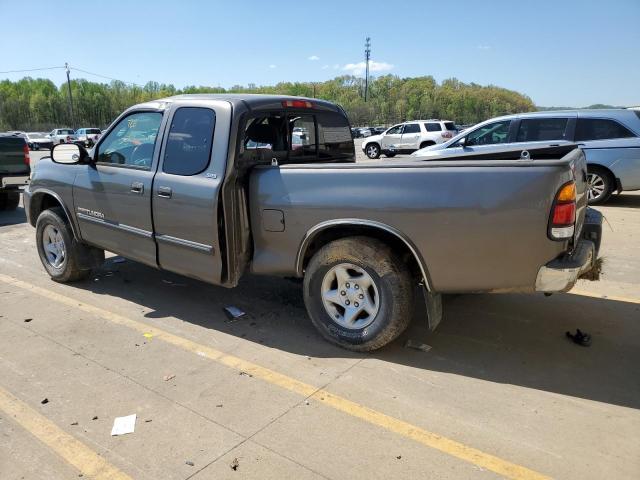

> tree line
[0,75,536,131]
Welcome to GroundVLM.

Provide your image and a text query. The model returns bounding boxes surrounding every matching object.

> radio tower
[364,37,371,102]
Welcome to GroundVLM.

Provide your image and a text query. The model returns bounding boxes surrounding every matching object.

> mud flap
[422,288,443,331]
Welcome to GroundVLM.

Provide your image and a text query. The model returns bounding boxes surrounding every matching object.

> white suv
[361,120,457,159]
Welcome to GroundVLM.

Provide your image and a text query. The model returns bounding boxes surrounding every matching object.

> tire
[419,141,435,149]
[587,166,614,205]
[365,143,380,159]
[0,191,20,211]
[35,207,93,282]
[303,237,414,351]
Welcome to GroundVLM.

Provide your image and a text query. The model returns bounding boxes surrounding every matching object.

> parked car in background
[411,110,640,204]
[0,133,30,210]
[48,128,77,145]
[25,132,53,150]
[362,120,457,158]
[75,128,102,147]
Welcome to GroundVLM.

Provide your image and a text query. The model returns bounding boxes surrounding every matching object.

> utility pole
[65,62,75,128]
[364,37,371,102]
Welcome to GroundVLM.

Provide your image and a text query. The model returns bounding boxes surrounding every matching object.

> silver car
[412,109,640,204]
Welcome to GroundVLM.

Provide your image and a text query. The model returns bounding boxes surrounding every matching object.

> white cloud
[321,64,329,70]
[308,55,320,61]
[476,45,491,50]
[342,61,394,75]
[268,64,277,69]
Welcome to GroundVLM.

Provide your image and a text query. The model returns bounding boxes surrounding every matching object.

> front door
[72,110,165,267]
[152,105,225,284]
[381,124,404,151]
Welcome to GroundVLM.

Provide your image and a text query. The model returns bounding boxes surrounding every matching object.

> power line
[70,66,143,87]
[0,66,64,74]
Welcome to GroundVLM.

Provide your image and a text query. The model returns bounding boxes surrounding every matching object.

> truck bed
[248,148,588,293]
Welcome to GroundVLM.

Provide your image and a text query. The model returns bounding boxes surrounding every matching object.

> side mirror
[51,143,90,164]
[457,137,467,148]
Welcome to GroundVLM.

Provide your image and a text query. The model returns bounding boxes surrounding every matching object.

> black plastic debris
[566,329,592,347]
[24,318,32,323]
[230,458,239,471]
[40,398,49,405]
[185,461,195,467]
[224,306,246,322]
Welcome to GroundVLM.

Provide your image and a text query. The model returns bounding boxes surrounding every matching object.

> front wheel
[36,208,93,282]
[0,191,20,211]
[365,143,380,159]
[303,237,414,351]
[587,166,614,205]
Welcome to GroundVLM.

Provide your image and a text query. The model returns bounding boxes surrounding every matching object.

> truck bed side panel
[249,163,573,293]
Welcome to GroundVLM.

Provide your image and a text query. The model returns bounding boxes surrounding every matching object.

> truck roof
[137,93,344,114]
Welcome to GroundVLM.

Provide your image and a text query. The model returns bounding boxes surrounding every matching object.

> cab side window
[386,125,403,135]
[465,120,511,146]
[403,124,420,134]
[97,112,162,169]
[163,107,216,176]
[575,118,635,141]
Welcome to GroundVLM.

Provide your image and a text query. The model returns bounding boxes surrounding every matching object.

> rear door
[152,103,228,284]
[400,123,421,150]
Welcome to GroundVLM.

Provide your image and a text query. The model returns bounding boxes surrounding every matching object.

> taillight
[442,131,452,138]
[549,182,576,240]
[282,100,313,108]
[23,143,30,166]
[66,135,72,142]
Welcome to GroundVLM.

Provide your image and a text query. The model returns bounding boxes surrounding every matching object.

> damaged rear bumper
[535,208,602,293]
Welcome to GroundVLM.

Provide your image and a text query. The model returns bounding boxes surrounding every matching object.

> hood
[363,134,384,144]
[410,141,449,157]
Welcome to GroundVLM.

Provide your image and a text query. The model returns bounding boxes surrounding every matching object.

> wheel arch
[29,189,80,239]
[587,163,621,193]
[296,219,433,291]
[419,140,436,149]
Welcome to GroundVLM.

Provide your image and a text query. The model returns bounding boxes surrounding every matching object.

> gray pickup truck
[24,94,602,351]
[0,134,30,210]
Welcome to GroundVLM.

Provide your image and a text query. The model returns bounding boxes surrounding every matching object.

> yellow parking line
[0,273,549,480]
[569,289,640,304]
[0,385,132,480]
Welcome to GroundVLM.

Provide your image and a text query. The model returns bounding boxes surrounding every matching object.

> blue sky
[1,0,638,106]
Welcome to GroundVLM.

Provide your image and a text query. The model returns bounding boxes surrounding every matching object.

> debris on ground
[111,414,137,436]
[404,339,432,352]
[396,455,402,460]
[305,400,310,405]
[239,371,253,377]
[185,460,195,467]
[216,404,223,408]
[70,422,78,426]
[143,333,153,340]
[144,419,152,423]
[224,306,246,322]
[23,318,32,323]
[230,458,239,471]
[92,416,98,421]
[163,374,176,382]
[40,398,49,405]
[566,329,592,347]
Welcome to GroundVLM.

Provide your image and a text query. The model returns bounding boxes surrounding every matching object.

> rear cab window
[444,122,457,131]
[163,107,216,176]
[241,107,353,164]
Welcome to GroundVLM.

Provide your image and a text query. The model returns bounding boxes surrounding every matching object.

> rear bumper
[535,208,603,293]
[1,175,29,189]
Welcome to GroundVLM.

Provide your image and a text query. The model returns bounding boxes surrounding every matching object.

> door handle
[157,186,172,198]
[130,182,144,194]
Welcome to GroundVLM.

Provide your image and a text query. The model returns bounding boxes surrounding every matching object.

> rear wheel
[587,166,614,205]
[365,143,380,159]
[0,191,20,211]
[36,207,93,282]
[303,237,414,351]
